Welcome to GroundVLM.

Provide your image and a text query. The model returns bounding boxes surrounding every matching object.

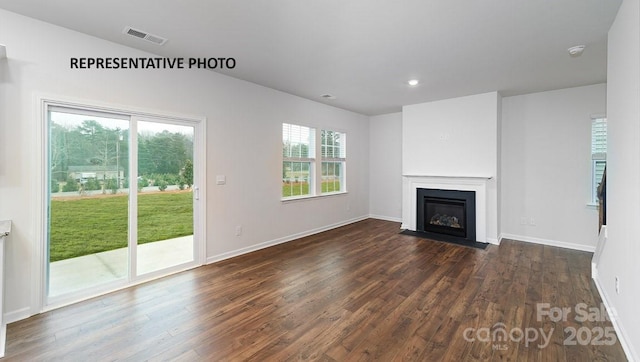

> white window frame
[320,129,347,194]
[282,123,316,199]
[281,124,348,201]
[591,115,606,204]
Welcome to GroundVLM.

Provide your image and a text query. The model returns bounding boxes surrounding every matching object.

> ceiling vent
[123,26,167,45]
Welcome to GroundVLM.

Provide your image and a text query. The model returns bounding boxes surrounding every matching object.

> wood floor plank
[4,219,628,361]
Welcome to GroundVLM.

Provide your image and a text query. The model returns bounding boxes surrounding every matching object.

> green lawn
[282,182,310,198]
[282,181,341,197]
[50,191,193,262]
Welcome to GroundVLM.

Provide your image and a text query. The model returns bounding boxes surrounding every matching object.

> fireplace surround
[402,175,491,243]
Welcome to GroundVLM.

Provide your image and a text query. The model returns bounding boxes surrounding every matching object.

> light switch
[216,175,226,185]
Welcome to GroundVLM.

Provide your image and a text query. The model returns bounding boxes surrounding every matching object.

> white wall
[402,92,498,177]
[402,92,500,242]
[500,84,606,251]
[595,0,640,359]
[369,112,402,221]
[0,10,370,321]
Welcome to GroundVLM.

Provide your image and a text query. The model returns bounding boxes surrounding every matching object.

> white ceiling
[0,0,622,115]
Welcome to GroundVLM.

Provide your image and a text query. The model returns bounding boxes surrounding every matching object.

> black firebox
[416,188,476,242]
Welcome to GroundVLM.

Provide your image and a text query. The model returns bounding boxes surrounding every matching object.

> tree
[139,130,191,176]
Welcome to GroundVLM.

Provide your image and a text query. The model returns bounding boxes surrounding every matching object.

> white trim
[592,225,607,276]
[402,174,493,179]
[586,203,599,210]
[592,272,638,362]
[36,93,205,124]
[500,233,596,252]
[368,214,402,223]
[129,117,139,280]
[206,215,368,265]
[281,191,348,203]
[3,307,31,325]
[0,233,5,358]
[0,325,4,358]
[486,237,500,245]
[33,95,47,317]
[194,118,207,267]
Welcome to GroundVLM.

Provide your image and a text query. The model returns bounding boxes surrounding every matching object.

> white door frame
[35,94,207,312]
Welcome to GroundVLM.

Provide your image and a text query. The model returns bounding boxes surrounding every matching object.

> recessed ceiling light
[568,45,586,57]
[408,79,419,86]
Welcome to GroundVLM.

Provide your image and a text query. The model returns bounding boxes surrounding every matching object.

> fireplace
[416,188,476,242]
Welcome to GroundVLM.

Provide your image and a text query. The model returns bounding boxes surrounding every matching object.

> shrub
[178,176,186,190]
[163,173,178,185]
[62,177,79,192]
[157,180,168,191]
[105,178,118,194]
[84,178,101,191]
[50,179,60,193]
[137,177,149,192]
[148,174,161,186]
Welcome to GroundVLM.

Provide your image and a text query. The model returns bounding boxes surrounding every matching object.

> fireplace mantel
[402,174,493,180]
[402,175,490,242]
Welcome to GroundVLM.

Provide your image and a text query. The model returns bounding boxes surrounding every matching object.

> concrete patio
[49,235,193,296]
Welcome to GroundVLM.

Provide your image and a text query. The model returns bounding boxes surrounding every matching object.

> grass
[51,182,342,261]
[49,191,193,262]
[282,181,341,197]
[282,182,310,198]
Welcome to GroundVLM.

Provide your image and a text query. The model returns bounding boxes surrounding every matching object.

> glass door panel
[136,121,195,275]
[48,110,129,297]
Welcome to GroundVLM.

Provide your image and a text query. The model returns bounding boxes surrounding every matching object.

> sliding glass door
[46,104,202,305]
[136,120,195,275]
[48,109,130,297]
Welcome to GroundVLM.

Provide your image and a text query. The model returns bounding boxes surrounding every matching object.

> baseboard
[499,233,596,252]
[0,323,5,358]
[592,271,638,362]
[4,306,31,325]
[368,214,402,223]
[206,215,369,265]
[486,237,500,245]
[592,225,607,278]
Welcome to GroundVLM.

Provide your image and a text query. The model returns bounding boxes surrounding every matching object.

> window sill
[281,191,348,203]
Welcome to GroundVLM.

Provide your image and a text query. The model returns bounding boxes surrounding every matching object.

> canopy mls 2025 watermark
[462,303,617,351]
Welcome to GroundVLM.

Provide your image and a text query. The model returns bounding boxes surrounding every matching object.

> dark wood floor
[5,219,627,361]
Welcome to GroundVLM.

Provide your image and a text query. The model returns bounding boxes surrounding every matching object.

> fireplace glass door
[416,188,476,242]
[424,197,467,238]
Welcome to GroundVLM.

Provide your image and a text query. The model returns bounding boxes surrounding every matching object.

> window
[591,117,607,203]
[321,129,346,193]
[282,123,315,198]
[281,124,347,199]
